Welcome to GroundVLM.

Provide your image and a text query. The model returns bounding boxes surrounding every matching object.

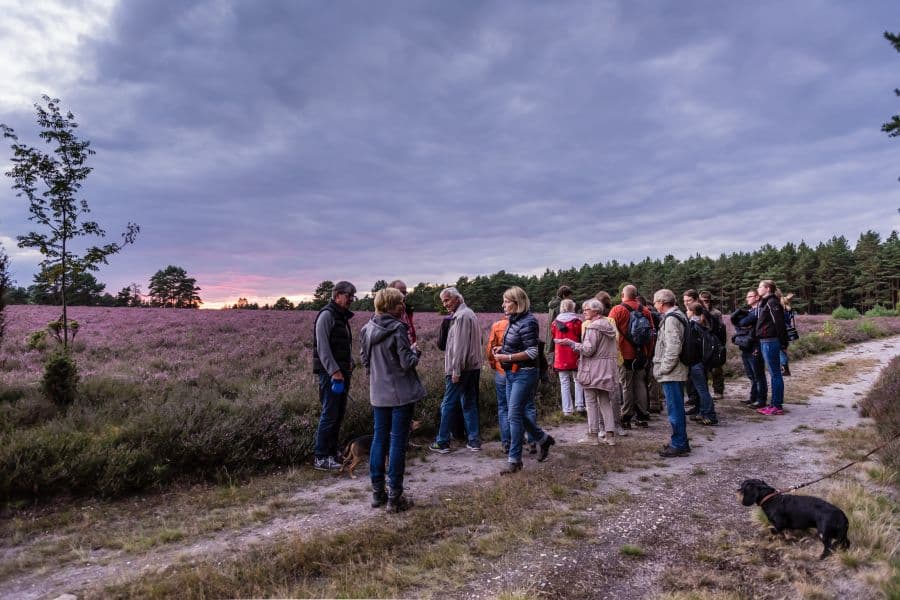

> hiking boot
[685,406,700,416]
[620,420,633,430]
[658,445,690,457]
[782,364,792,376]
[371,487,388,508]
[314,456,341,471]
[697,417,719,426]
[387,489,413,513]
[538,434,556,462]
[466,439,482,452]
[527,442,538,454]
[635,420,649,428]
[689,414,703,422]
[500,461,523,475]
[428,441,451,454]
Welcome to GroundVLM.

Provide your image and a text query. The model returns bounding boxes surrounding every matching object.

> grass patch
[785,357,880,404]
[620,544,645,557]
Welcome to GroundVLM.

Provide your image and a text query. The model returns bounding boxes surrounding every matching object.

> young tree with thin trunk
[1,95,139,348]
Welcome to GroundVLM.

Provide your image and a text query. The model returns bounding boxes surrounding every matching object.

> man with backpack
[652,289,691,457]
[609,284,654,428]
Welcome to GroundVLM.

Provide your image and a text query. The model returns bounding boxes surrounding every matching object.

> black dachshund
[738,478,850,559]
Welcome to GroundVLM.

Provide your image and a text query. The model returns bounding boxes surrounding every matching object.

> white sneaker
[598,431,606,439]
[615,426,628,437]
[604,434,617,446]
[577,436,600,446]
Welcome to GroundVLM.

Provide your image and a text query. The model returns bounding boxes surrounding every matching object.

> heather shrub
[856,319,885,339]
[41,351,79,407]
[858,356,900,468]
[831,306,860,320]
[785,333,844,361]
[865,304,898,317]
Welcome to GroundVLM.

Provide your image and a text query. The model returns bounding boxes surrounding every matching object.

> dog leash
[760,430,900,506]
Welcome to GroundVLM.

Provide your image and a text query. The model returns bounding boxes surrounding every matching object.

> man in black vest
[312,281,356,470]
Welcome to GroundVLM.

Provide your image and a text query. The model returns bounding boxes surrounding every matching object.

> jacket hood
[366,314,405,345]
[555,312,580,323]
[586,317,616,337]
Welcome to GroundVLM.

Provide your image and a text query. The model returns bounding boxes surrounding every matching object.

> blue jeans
[496,370,537,447]
[505,369,546,463]
[495,371,510,447]
[689,363,716,420]
[315,372,350,458]
[370,403,414,492]
[759,340,784,408]
[436,370,481,444]
[779,349,789,368]
[662,381,689,450]
[741,350,767,404]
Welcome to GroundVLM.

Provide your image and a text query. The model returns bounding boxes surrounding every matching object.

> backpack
[622,302,653,348]
[663,312,726,368]
[436,316,452,351]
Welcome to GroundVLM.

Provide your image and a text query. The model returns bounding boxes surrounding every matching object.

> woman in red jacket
[550,299,585,415]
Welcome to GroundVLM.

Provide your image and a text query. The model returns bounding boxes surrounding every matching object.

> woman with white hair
[492,286,556,474]
[550,298,585,415]
[556,297,619,445]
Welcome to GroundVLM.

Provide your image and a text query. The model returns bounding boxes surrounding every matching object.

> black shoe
[428,441,451,454]
[659,445,690,457]
[527,442,538,455]
[621,421,633,430]
[739,399,754,405]
[500,461,523,475]
[387,489,413,513]
[685,406,699,416]
[782,364,791,377]
[635,420,649,428]
[748,402,766,410]
[538,435,555,462]
[689,414,703,422]
[371,488,388,508]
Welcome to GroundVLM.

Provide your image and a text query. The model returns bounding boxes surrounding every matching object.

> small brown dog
[340,420,421,478]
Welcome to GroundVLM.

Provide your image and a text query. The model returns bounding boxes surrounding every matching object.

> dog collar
[758,491,781,506]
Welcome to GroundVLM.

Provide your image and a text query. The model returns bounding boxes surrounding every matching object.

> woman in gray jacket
[360,287,426,512]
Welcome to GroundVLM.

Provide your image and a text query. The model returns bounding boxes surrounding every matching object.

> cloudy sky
[1,0,898,307]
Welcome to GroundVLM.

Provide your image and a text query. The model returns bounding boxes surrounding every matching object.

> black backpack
[663,311,716,367]
[698,322,728,368]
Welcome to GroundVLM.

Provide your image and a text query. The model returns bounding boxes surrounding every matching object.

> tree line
[332,231,898,315]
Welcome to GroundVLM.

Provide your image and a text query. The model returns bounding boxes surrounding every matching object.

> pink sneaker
[756,406,772,415]
[769,407,785,415]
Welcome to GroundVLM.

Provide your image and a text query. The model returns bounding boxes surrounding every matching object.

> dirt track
[3,336,899,599]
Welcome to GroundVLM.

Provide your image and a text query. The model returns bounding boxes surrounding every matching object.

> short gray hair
[582,298,603,312]
[560,299,576,313]
[653,288,676,307]
[440,286,464,302]
[332,281,357,299]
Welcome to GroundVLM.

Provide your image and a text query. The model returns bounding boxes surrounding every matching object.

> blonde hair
[374,287,404,314]
[503,286,530,314]
[781,292,794,309]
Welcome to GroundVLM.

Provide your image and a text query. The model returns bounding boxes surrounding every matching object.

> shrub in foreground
[858,356,900,468]
[41,351,79,407]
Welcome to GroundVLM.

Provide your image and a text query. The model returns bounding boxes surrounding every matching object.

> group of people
[311,278,792,512]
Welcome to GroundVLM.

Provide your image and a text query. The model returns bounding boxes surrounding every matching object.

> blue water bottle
[331,378,345,394]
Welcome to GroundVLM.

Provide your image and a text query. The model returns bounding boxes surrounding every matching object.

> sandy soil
[3,336,899,599]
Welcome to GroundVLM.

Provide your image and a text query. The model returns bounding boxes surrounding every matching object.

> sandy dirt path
[3,336,899,599]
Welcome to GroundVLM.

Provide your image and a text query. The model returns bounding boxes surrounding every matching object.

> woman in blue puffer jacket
[492,286,556,475]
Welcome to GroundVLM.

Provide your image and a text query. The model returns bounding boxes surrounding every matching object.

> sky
[1,0,899,308]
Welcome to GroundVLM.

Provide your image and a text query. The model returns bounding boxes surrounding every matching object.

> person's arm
[770,300,788,346]
[396,326,420,371]
[658,317,683,375]
[315,311,342,378]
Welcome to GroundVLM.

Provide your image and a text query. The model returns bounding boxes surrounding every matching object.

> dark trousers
[740,350,767,404]
[315,371,350,458]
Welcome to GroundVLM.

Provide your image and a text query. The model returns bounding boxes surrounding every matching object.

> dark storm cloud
[1,0,898,303]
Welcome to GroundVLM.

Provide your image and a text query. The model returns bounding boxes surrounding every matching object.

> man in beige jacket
[652,289,691,457]
[430,287,483,453]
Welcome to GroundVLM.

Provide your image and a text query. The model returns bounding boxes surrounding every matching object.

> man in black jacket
[312,281,357,470]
